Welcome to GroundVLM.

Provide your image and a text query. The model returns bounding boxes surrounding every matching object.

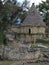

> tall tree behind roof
[36,0,49,26]
[22,0,30,10]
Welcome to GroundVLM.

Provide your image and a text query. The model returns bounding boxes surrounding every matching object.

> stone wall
[0,45,49,61]
[0,45,41,60]
[10,26,45,42]
[11,26,45,34]
[14,34,44,42]
[13,26,45,34]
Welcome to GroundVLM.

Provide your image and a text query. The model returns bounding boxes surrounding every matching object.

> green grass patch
[32,42,42,46]
[32,42,49,48]
[0,61,49,65]
[42,37,49,41]
[0,61,13,65]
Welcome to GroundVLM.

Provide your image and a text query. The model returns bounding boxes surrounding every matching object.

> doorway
[29,28,31,34]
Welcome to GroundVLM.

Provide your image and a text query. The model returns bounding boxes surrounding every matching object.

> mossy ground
[0,61,49,65]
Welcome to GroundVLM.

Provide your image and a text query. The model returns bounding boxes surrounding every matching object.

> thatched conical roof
[22,3,46,27]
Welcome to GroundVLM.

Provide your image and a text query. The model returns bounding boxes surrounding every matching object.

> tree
[36,0,49,26]
[0,0,10,44]
[19,0,30,22]
[22,0,30,10]
[0,0,30,45]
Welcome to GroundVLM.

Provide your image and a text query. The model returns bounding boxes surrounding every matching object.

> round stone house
[12,3,46,42]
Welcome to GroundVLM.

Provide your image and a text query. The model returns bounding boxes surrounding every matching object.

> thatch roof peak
[22,4,46,27]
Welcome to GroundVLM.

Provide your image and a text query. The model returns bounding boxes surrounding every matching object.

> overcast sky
[18,0,46,6]
[2,0,46,6]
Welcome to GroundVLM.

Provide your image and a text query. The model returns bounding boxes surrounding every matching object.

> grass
[0,61,49,65]
[42,37,49,41]
[0,61,13,65]
[32,42,49,48]
[43,44,49,48]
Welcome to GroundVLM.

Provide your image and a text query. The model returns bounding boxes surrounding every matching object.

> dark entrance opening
[29,28,31,34]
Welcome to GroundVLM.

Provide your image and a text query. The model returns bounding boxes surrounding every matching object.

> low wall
[0,45,41,60]
[15,34,45,42]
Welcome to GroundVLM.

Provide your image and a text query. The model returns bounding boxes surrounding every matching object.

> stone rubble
[0,45,49,61]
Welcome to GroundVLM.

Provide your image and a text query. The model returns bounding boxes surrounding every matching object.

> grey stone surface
[0,45,49,61]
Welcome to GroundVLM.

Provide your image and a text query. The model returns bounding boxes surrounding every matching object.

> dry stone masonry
[0,45,49,62]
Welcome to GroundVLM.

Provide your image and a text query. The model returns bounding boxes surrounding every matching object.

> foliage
[36,0,49,26]
[0,0,30,45]
[22,0,30,9]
